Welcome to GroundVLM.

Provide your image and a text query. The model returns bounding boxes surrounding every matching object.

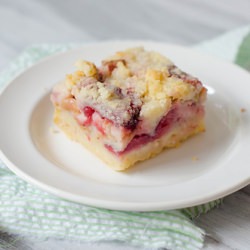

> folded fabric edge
[194,25,250,62]
[0,221,204,250]
[235,32,250,71]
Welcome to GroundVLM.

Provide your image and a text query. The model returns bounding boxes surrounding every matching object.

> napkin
[0,26,249,250]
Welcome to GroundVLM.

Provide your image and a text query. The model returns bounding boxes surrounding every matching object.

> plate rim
[1,150,249,211]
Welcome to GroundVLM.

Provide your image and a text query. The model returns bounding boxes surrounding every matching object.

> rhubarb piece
[51,47,207,171]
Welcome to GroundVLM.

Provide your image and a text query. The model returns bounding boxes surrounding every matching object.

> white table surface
[0,0,250,249]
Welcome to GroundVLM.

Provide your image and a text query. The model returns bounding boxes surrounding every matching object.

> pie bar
[51,47,207,171]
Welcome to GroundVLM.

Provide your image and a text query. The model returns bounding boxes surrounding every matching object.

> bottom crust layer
[54,108,205,171]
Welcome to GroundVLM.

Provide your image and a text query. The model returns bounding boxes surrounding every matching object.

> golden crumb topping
[53,47,205,131]
[75,60,97,77]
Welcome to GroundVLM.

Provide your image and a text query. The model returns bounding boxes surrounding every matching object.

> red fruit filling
[76,106,109,135]
[105,103,204,156]
[83,106,95,117]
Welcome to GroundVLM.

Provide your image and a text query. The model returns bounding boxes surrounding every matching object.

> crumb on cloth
[192,156,199,161]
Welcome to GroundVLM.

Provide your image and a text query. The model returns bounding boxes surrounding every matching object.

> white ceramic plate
[0,41,250,211]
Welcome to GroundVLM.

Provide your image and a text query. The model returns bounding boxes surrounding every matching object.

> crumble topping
[52,47,205,133]
[75,80,142,129]
[75,60,97,77]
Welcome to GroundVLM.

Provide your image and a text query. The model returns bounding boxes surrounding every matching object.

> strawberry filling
[61,97,204,156]
[105,107,177,155]
[82,106,95,125]
[105,103,204,156]
[76,106,111,135]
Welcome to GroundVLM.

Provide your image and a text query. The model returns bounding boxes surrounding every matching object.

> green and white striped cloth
[0,26,249,250]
